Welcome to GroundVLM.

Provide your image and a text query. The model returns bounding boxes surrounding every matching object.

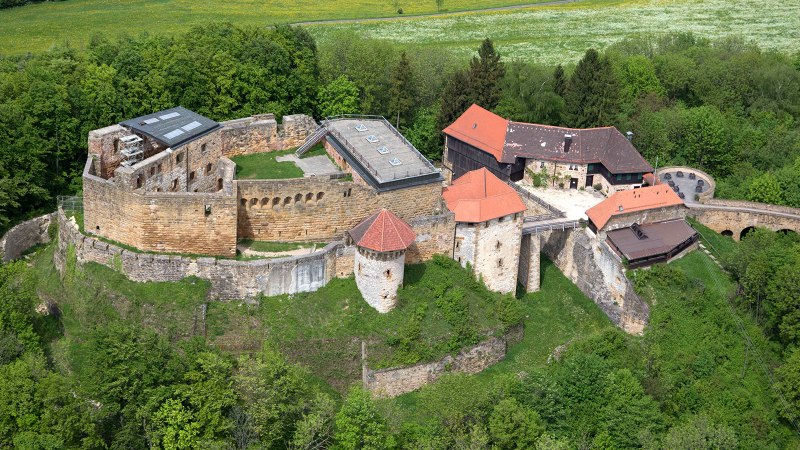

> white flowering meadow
[310,0,800,64]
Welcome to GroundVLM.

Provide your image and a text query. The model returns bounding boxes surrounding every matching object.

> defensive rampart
[220,114,317,157]
[55,208,353,299]
[363,325,524,398]
[541,227,648,334]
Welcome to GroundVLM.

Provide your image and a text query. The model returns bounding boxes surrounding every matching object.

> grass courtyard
[231,145,329,180]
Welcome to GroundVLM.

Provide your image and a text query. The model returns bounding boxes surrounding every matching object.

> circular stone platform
[656,166,715,203]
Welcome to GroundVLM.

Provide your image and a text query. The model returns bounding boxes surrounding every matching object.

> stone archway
[740,226,756,240]
[721,230,733,238]
[778,229,798,236]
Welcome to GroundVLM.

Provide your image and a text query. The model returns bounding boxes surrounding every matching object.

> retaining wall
[0,213,54,262]
[541,227,648,334]
[363,325,524,398]
[55,208,352,299]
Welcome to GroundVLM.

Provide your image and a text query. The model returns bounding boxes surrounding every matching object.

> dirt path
[291,0,583,27]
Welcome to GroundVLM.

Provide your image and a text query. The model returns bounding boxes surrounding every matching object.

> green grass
[232,149,305,180]
[311,0,800,64]
[238,239,323,253]
[688,217,738,262]
[0,0,554,55]
[206,255,522,391]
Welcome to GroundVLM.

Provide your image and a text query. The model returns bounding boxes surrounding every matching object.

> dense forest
[2,22,800,447]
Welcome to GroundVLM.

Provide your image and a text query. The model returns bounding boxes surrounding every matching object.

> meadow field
[0,0,549,55]
[309,0,800,64]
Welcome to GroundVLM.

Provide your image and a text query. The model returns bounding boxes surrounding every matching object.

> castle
[75,103,698,326]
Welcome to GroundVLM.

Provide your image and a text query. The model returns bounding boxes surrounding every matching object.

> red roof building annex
[442,168,527,223]
[586,184,685,231]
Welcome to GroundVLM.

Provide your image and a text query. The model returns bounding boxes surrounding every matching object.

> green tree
[660,416,738,450]
[0,262,39,363]
[679,106,732,176]
[553,64,567,98]
[598,369,662,448]
[564,48,620,127]
[488,398,544,449]
[468,38,505,110]
[389,51,416,128]
[318,75,360,117]
[332,387,395,450]
[747,172,783,204]
[776,348,800,423]
[404,106,441,160]
[436,69,471,131]
[151,398,202,450]
[766,255,800,346]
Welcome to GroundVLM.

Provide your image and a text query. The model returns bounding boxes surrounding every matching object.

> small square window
[377,146,390,155]
[189,171,195,181]
[366,135,379,143]
[355,124,369,132]
[540,161,545,168]
[201,143,207,153]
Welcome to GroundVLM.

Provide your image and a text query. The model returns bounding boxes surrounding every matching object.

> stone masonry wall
[83,158,238,257]
[220,114,317,157]
[541,227,648,334]
[517,233,541,292]
[601,204,688,238]
[237,178,443,242]
[364,325,524,398]
[474,214,523,294]
[1,213,54,262]
[56,209,352,299]
[405,213,455,263]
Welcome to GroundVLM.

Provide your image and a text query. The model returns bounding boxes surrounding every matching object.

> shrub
[593,183,603,191]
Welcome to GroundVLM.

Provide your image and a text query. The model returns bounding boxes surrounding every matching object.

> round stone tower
[348,209,416,313]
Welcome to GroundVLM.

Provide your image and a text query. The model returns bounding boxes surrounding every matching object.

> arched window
[306,192,313,202]
[261,198,269,207]
[283,197,292,206]
[295,194,302,203]
[206,163,213,175]
[249,198,258,207]
[240,198,247,207]
[316,192,324,201]
[272,197,280,206]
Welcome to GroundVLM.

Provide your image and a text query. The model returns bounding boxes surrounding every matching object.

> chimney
[564,134,572,152]
[618,205,624,212]
[626,131,634,141]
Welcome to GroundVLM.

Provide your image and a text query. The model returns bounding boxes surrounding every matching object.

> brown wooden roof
[606,219,698,261]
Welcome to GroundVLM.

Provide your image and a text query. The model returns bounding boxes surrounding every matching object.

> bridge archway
[779,229,798,236]
[721,230,733,238]
[740,226,756,240]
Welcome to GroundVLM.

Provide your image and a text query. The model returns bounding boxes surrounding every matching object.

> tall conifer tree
[564,48,620,128]
[553,64,567,98]
[468,38,505,110]
[389,51,415,128]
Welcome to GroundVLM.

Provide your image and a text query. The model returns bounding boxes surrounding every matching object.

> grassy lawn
[238,239,323,253]
[232,149,305,180]
[311,0,800,64]
[0,0,554,55]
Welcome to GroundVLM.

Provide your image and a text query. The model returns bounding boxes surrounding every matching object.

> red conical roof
[348,209,416,252]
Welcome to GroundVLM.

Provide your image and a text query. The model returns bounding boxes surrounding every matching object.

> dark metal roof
[606,219,698,261]
[120,106,220,148]
[503,123,653,174]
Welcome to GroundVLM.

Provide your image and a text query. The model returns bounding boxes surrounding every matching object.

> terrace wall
[220,113,317,157]
[0,213,54,262]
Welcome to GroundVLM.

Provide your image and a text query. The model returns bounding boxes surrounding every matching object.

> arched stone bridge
[688,199,800,240]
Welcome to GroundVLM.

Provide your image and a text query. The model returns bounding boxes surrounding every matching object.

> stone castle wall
[236,178,443,242]
[83,157,239,257]
[517,233,541,292]
[0,213,54,262]
[220,114,317,157]
[541,227,648,334]
[363,325,524,398]
[56,208,352,299]
[406,213,455,264]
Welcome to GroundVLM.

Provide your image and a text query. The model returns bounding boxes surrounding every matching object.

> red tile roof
[442,104,509,161]
[442,168,527,223]
[586,185,684,230]
[443,104,653,174]
[348,209,416,252]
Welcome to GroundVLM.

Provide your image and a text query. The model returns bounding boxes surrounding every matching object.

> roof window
[389,158,402,166]
[355,124,369,132]
[366,135,379,143]
[377,146,390,155]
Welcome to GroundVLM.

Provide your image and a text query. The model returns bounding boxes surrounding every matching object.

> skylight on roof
[377,146,390,155]
[366,135,379,143]
[143,118,160,125]
[159,112,181,120]
[164,129,185,140]
[389,158,402,166]
[182,121,202,132]
[355,124,369,132]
